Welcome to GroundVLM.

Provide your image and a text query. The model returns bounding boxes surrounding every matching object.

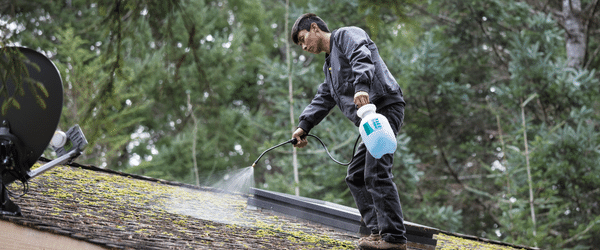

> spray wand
[251,134,361,168]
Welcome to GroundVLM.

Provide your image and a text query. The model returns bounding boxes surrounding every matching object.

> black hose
[252,133,361,168]
[251,139,295,168]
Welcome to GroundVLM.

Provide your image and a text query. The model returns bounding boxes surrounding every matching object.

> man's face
[297,28,321,54]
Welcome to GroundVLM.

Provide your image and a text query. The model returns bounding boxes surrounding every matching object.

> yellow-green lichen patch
[38,166,175,211]
[435,233,527,250]
[22,166,182,238]
[11,165,359,249]
[251,217,355,249]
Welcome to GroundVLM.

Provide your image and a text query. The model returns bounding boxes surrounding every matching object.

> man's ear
[310,22,320,33]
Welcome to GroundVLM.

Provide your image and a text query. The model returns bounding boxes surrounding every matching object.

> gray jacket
[298,27,405,133]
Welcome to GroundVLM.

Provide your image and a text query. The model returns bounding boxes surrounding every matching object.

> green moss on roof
[7,165,356,249]
[435,233,527,250]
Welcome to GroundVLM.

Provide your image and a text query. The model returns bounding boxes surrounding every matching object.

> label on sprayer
[357,104,397,159]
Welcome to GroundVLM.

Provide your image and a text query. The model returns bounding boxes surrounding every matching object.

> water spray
[251,134,361,168]
[207,134,360,195]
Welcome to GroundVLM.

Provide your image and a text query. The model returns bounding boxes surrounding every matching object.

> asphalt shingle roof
[1,162,536,250]
[3,163,357,249]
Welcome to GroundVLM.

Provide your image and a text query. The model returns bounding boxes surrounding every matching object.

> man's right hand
[354,91,370,109]
[292,127,308,148]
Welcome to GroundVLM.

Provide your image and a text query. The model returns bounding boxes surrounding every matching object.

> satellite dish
[0,47,87,216]
[0,47,64,170]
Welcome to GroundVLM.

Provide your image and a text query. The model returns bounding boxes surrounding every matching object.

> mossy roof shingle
[1,162,535,250]
[3,164,356,249]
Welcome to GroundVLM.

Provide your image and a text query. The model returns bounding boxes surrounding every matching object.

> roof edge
[439,230,540,250]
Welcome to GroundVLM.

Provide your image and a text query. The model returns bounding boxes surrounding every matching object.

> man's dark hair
[291,13,330,45]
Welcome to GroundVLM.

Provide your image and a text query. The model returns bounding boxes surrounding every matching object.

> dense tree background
[1,0,599,249]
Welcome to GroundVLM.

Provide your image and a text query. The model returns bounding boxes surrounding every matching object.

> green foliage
[357,0,417,39]
[411,205,463,233]
[52,26,147,166]
[2,0,600,249]
[387,0,599,248]
[0,46,48,115]
[525,108,600,249]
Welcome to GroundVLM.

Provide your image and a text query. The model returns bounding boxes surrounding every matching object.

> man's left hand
[354,91,370,109]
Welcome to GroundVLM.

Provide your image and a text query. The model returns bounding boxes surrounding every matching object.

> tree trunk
[563,0,587,68]
[187,93,200,186]
[521,96,538,247]
[284,0,300,196]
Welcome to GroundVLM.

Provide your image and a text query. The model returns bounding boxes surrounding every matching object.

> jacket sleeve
[336,28,374,94]
[298,81,336,133]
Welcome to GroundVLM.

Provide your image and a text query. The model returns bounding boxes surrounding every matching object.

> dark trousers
[345,103,407,243]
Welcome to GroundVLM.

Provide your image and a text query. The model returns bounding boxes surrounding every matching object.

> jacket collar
[325,29,337,63]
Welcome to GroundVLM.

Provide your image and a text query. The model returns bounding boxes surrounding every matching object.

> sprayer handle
[291,134,307,145]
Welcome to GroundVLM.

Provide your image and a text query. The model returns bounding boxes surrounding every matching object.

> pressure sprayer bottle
[357,104,397,159]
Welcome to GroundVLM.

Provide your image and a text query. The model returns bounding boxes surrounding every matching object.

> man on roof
[290,13,408,250]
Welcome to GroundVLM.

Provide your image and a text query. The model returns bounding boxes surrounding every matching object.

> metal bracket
[28,149,82,179]
[52,124,88,158]
[29,125,87,179]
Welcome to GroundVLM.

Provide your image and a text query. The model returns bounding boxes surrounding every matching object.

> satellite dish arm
[29,125,88,179]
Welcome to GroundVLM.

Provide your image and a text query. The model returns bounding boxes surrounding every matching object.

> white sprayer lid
[357,104,376,119]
